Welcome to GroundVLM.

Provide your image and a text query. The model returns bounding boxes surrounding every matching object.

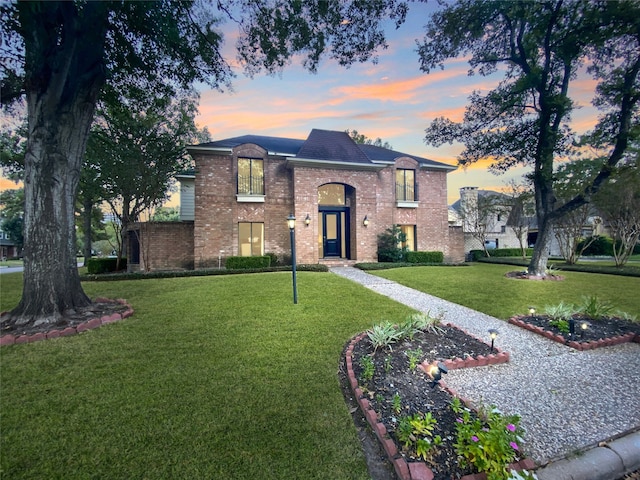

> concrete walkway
[330,267,640,480]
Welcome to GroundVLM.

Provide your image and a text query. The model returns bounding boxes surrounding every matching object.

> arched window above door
[318,184,345,206]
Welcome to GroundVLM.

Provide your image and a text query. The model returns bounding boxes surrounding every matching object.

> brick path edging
[508,316,640,351]
[345,326,534,480]
[0,298,134,346]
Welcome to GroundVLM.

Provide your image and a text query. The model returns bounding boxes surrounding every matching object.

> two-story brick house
[128,129,464,271]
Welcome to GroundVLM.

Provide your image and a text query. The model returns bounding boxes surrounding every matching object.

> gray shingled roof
[189,129,455,170]
[195,135,304,156]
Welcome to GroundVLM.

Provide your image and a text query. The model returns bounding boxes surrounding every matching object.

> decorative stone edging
[508,316,640,351]
[0,298,134,347]
[345,325,532,480]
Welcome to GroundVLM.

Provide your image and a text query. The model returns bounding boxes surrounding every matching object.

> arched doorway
[318,183,353,259]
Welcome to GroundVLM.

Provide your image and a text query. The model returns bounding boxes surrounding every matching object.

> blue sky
[196,2,600,204]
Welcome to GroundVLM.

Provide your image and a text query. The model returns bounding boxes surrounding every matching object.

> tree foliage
[0,0,409,326]
[346,129,393,149]
[419,0,640,276]
[0,188,24,252]
[593,159,640,267]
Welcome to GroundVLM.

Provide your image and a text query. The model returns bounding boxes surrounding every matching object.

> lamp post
[287,213,298,304]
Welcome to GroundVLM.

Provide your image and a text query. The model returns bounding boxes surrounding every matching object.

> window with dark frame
[395,169,415,202]
[237,158,264,195]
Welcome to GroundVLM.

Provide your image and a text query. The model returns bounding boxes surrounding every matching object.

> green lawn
[372,263,640,319]
[2,265,638,479]
[0,272,414,480]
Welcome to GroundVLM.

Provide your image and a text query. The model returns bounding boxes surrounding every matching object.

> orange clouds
[331,68,468,104]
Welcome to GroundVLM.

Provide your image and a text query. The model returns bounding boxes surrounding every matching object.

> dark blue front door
[323,212,341,257]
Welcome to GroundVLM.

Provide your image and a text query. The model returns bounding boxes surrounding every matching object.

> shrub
[470,248,533,260]
[406,251,444,263]
[86,257,127,274]
[377,225,408,262]
[578,236,613,256]
[578,295,614,320]
[367,321,401,351]
[225,256,271,270]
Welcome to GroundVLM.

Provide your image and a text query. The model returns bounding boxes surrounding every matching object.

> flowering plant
[451,397,528,480]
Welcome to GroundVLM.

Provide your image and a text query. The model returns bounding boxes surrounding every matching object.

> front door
[323,211,341,257]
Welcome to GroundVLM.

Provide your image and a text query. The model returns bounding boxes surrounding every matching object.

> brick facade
[131,130,464,271]
[128,221,194,272]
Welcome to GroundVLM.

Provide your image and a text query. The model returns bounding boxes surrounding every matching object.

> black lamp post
[287,213,298,304]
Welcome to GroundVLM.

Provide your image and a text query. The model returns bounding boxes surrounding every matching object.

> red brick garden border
[345,323,535,480]
[508,316,640,351]
[0,298,134,346]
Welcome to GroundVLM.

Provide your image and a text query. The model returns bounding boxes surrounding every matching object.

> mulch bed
[348,325,529,480]
[509,314,640,350]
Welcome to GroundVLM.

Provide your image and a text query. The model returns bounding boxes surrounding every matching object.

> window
[400,225,416,251]
[396,169,415,202]
[318,184,345,205]
[237,158,264,195]
[501,225,506,233]
[238,222,264,256]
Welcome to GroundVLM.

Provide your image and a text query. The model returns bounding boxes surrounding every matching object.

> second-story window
[238,158,264,195]
[396,169,415,202]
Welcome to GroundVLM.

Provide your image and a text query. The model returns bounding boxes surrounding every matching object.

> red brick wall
[129,222,194,272]
[191,147,454,266]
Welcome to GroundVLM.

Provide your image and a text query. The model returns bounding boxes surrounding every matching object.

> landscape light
[569,318,576,339]
[580,321,589,340]
[528,307,536,316]
[429,362,448,388]
[488,328,499,353]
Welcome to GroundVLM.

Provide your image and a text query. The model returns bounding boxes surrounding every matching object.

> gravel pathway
[331,266,640,466]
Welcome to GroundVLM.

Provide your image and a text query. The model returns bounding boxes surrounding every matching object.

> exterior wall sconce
[304,214,311,226]
[363,215,369,227]
[428,361,448,388]
[488,328,499,353]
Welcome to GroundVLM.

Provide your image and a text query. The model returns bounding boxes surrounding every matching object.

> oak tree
[0,0,408,327]
[419,0,640,276]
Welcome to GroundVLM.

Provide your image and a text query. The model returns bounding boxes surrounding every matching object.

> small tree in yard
[459,190,507,257]
[378,225,408,262]
[504,180,535,259]
[553,160,601,264]
[594,160,640,267]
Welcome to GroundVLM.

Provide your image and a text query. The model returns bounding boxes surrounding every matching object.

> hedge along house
[127,129,464,271]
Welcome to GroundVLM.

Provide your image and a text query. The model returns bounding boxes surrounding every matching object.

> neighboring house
[451,186,608,257]
[450,187,522,253]
[0,227,19,259]
[128,129,465,271]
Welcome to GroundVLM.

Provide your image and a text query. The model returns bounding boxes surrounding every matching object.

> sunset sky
[195,2,600,204]
[1,2,601,206]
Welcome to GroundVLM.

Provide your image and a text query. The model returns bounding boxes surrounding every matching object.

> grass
[2,263,639,479]
[1,272,415,480]
[371,263,640,319]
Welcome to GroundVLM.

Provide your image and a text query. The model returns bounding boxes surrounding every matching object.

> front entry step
[319,259,357,267]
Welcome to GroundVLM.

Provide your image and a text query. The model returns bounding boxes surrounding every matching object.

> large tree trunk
[528,217,555,276]
[5,2,109,327]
